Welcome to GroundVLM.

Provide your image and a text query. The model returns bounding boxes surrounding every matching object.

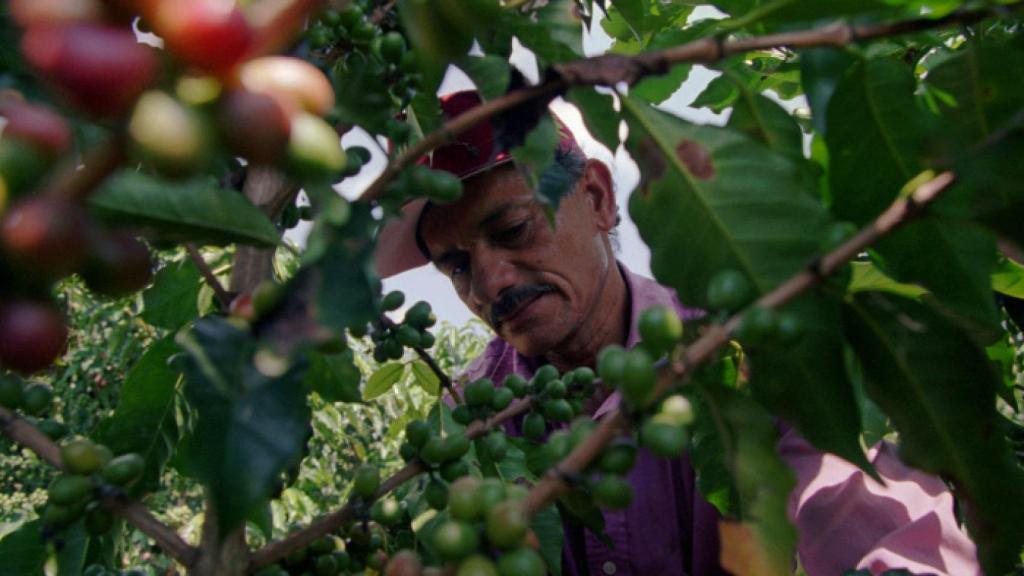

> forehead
[418,166,535,247]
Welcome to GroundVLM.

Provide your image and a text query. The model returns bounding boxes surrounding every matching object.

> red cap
[375,90,583,278]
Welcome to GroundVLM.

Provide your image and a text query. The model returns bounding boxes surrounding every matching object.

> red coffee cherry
[21,23,158,117]
[2,196,92,280]
[0,300,68,374]
[219,90,291,165]
[0,100,72,156]
[237,56,335,118]
[9,0,106,27]
[152,0,253,74]
[81,232,154,297]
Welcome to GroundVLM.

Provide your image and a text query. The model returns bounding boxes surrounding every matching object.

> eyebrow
[428,198,535,265]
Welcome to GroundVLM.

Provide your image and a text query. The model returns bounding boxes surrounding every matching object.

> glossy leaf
[532,505,564,576]
[173,318,311,537]
[411,360,440,396]
[566,87,620,153]
[90,172,280,247]
[455,55,510,101]
[844,292,1024,575]
[748,293,871,472]
[848,261,927,298]
[624,94,831,310]
[695,384,797,576]
[306,349,362,403]
[306,205,379,335]
[0,520,46,576]
[364,362,405,400]
[799,47,857,136]
[96,336,182,493]
[992,257,1024,299]
[827,57,930,225]
[141,259,202,330]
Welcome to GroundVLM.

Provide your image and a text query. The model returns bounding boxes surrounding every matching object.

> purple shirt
[459,264,980,576]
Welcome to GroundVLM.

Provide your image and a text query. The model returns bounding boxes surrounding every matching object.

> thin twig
[356,2,1019,205]
[413,347,463,404]
[185,244,233,310]
[0,406,199,566]
[369,0,398,24]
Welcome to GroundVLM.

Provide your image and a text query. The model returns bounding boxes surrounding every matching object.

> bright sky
[291,7,798,327]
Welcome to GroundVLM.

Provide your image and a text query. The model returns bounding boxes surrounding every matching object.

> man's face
[419,162,617,358]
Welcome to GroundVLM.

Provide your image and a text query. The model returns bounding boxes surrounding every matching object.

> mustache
[489,284,556,328]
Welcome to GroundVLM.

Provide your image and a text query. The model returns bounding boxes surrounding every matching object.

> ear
[579,159,617,231]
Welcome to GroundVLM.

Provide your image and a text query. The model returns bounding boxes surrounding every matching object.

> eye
[494,220,529,245]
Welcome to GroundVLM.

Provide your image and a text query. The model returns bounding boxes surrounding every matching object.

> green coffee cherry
[497,548,546,576]
[441,459,470,482]
[638,305,683,357]
[405,420,431,448]
[523,412,546,441]
[485,501,528,549]
[542,399,573,423]
[597,345,627,387]
[464,378,495,407]
[382,290,405,311]
[504,374,529,398]
[593,475,633,509]
[48,475,94,506]
[425,478,449,510]
[448,476,483,520]
[101,453,145,486]
[735,306,779,346]
[706,269,754,312]
[61,439,106,475]
[21,382,53,416]
[620,348,657,407]
[433,520,479,561]
[352,464,380,498]
[641,420,688,458]
[491,387,514,411]
[479,430,508,461]
[598,439,637,475]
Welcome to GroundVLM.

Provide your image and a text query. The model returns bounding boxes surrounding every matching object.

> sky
[290,6,802,327]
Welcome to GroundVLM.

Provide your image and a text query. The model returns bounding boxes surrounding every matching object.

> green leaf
[141,259,202,330]
[531,505,563,576]
[992,257,1024,298]
[0,520,46,576]
[331,57,394,135]
[173,317,311,537]
[623,94,831,310]
[923,43,1024,146]
[307,205,379,334]
[410,361,440,396]
[96,337,182,494]
[872,216,1000,335]
[89,171,280,247]
[848,261,927,298]
[748,293,871,473]
[511,114,574,210]
[565,87,620,153]
[800,47,857,136]
[717,0,896,30]
[557,490,611,546]
[455,56,510,101]
[826,57,932,224]
[844,292,1024,575]
[506,0,582,65]
[55,522,89,576]
[247,501,274,540]
[726,79,803,161]
[690,74,740,113]
[695,384,797,576]
[364,363,405,400]
[306,349,362,403]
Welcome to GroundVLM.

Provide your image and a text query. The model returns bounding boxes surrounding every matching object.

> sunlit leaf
[364,363,405,400]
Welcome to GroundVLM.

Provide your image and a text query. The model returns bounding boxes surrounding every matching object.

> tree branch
[378,316,463,403]
[186,244,233,310]
[0,406,199,567]
[356,2,1018,205]
[519,172,958,517]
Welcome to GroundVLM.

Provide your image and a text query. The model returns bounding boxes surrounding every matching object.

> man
[375,91,980,575]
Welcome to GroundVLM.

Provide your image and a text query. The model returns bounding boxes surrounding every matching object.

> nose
[468,246,518,310]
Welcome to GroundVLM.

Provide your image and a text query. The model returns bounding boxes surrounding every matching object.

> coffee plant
[1,0,1023,575]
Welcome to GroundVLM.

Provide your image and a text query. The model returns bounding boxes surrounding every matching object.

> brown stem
[520,172,957,518]
[0,406,199,566]
[356,2,1017,205]
[369,0,397,24]
[186,244,233,310]
[413,347,463,404]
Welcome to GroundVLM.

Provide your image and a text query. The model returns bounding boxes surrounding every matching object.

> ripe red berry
[0,100,72,156]
[21,23,158,117]
[237,56,336,117]
[219,90,291,165]
[81,232,154,297]
[0,300,68,374]
[152,0,253,74]
[9,0,106,28]
[2,196,92,280]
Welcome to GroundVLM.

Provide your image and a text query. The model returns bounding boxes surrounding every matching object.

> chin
[503,327,565,359]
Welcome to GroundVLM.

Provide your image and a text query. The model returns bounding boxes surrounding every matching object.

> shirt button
[602,561,617,575]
